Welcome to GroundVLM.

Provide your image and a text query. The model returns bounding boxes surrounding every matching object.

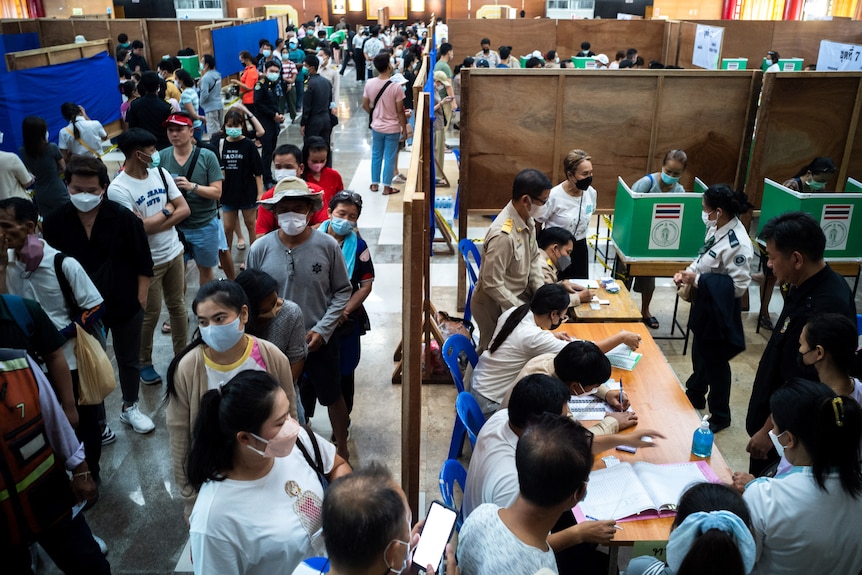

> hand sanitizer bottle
[691,414,714,458]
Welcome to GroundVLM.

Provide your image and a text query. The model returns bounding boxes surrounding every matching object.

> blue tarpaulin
[212,19,280,78]
[0,51,121,153]
[0,33,40,73]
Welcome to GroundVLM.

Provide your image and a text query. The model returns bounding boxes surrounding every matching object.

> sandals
[644,316,660,329]
[369,184,379,192]
[161,321,171,334]
[383,186,401,196]
[236,240,246,250]
[758,314,774,331]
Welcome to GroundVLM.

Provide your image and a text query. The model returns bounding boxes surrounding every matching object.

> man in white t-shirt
[458,413,596,575]
[110,128,190,389]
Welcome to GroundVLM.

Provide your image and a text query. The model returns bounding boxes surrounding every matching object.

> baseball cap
[594,54,609,65]
[162,114,193,127]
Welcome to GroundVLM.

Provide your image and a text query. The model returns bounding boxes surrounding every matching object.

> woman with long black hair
[18,115,68,218]
[57,101,106,162]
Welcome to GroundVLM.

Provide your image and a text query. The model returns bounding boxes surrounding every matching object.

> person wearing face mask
[629,149,688,330]
[740,379,862,575]
[166,280,301,523]
[0,196,106,483]
[126,71,173,150]
[320,191,374,425]
[247,178,353,460]
[256,39,280,73]
[673,185,753,434]
[536,149,598,279]
[471,169,551,351]
[321,462,456,575]
[109,128,191,390]
[474,38,501,67]
[43,156,155,438]
[536,227,592,308]
[364,53,408,195]
[235,269,307,383]
[255,144,324,236]
[470,284,641,417]
[317,46,341,110]
[254,60,286,189]
[733,313,862,491]
[508,341,638,435]
[186,370,351,575]
[744,212,855,476]
[303,137,344,223]
[299,55,334,156]
[752,157,840,332]
[217,109,263,270]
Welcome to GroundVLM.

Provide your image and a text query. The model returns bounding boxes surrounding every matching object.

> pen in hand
[586,515,624,530]
[618,378,625,412]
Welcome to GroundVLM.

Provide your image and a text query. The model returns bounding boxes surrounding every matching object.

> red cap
[162,114,193,127]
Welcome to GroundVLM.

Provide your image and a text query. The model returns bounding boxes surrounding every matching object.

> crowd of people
[0,14,860,575]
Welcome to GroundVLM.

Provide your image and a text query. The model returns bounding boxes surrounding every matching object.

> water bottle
[691,415,714,458]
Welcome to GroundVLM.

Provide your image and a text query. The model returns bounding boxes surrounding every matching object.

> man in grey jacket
[199,55,224,138]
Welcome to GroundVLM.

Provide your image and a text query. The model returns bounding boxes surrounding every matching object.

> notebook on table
[605,343,642,371]
[572,461,720,523]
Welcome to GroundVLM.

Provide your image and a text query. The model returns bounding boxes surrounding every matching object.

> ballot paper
[569,279,599,289]
[606,343,643,371]
[568,379,632,421]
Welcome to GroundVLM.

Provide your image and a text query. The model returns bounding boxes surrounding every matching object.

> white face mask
[278,212,309,236]
[529,200,547,220]
[768,429,787,458]
[701,210,717,228]
[69,192,103,213]
[273,168,297,182]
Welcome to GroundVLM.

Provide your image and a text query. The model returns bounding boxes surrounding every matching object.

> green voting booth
[572,56,598,69]
[756,179,862,258]
[721,58,748,70]
[611,178,707,259]
[847,178,862,193]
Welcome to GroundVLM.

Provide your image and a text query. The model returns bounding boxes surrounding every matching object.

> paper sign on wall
[816,40,862,71]
[649,204,684,251]
[821,204,853,251]
[693,24,724,70]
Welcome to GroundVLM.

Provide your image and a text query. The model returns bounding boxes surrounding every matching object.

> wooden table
[572,283,642,323]
[613,247,693,353]
[558,322,733,573]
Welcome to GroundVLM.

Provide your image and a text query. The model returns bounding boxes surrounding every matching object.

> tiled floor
[36,63,862,573]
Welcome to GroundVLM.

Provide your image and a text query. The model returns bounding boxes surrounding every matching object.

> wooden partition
[1,19,40,34]
[556,19,668,63]
[5,38,111,69]
[744,71,862,208]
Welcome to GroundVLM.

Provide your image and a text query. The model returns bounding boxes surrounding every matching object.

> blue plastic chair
[459,239,482,324]
[441,334,478,394]
[456,391,486,448]
[438,459,468,531]
[452,148,461,219]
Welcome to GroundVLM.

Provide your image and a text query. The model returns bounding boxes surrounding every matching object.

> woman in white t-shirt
[741,379,862,575]
[58,101,107,162]
[187,370,352,575]
[765,51,780,73]
[536,149,597,279]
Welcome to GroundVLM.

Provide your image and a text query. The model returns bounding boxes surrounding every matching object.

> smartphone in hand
[411,501,458,574]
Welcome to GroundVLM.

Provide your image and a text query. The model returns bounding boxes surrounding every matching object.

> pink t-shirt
[364,77,405,134]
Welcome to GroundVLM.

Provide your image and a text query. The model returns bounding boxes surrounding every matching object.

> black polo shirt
[746,264,857,435]
[125,93,172,150]
[0,296,64,360]
[43,199,154,327]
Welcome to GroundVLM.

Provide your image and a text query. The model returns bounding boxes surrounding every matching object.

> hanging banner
[649,204,684,251]
[692,24,723,70]
[816,40,862,71]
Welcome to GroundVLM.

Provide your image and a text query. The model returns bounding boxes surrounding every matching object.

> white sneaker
[119,403,155,434]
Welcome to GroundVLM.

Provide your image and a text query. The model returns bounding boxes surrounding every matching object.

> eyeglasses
[530,195,548,206]
[332,190,363,209]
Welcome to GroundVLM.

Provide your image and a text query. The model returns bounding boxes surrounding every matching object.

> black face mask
[549,312,564,331]
[575,176,592,191]
[795,349,819,377]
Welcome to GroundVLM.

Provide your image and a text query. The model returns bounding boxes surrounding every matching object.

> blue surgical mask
[140,150,160,169]
[225,127,243,138]
[661,171,680,185]
[807,179,826,191]
[266,72,280,82]
[200,317,244,353]
[330,217,355,236]
[262,49,272,57]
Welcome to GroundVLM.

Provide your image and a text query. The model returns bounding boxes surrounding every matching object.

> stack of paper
[606,343,642,371]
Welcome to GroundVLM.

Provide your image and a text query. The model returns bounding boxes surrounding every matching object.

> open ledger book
[572,461,720,523]
[605,343,642,371]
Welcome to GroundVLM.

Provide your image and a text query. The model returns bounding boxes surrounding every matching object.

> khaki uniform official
[541,258,582,309]
[472,201,544,350]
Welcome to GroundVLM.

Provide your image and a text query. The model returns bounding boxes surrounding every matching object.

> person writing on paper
[508,341,638,434]
[187,370,351,575]
[741,379,862,574]
[674,185,753,434]
[463,375,662,574]
[626,483,755,575]
[537,227,592,308]
[535,149,598,279]
[470,284,641,417]
[755,157,838,331]
[627,149,688,330]
[744,212,855,476]
[733,312,862,490]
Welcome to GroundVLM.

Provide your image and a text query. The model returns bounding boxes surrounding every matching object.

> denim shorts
[221,203,258,212]
[179,217,227,268]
